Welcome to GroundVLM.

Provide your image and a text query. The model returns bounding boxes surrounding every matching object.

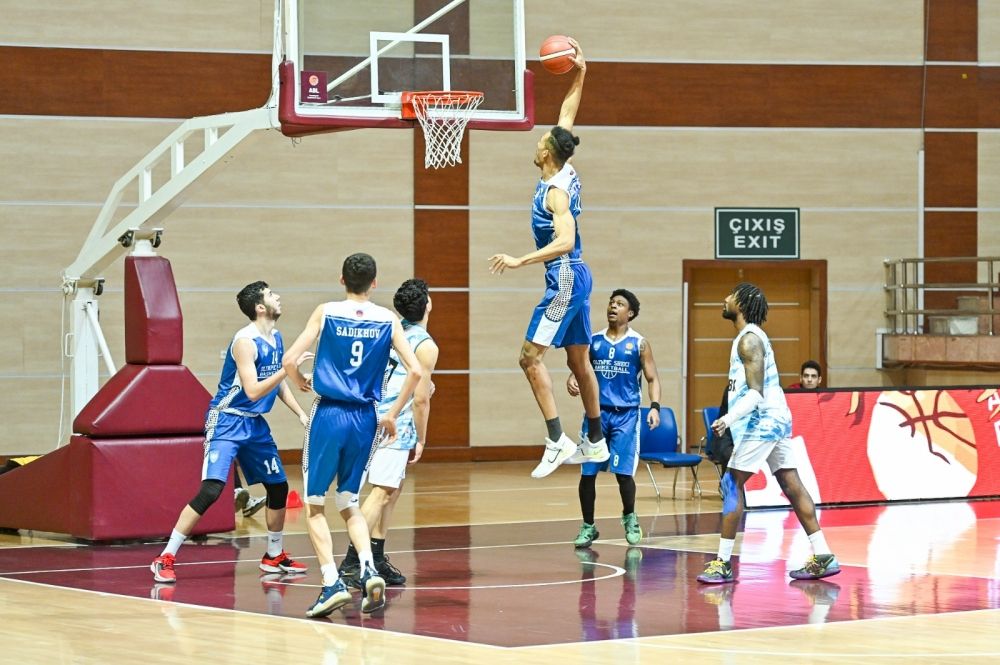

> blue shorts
[202,411,286,486]
[525,260,593,348]
[302,398,378,499]
[580,406,641,476]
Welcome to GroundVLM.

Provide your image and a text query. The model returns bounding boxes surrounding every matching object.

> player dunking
[489,38,609,478]
[282,253,423,618]
[151,282,310,584]
[567,290,661,548]
[338,278,439,587]
[697,283,840,584]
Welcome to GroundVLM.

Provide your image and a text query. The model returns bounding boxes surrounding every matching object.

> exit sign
[715,208,799,259]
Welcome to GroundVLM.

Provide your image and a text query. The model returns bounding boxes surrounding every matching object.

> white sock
[162,529,186,557]
[359,549,375,574]
[266,530,283,558]
[717,537,736,562]
[808,530,831,556]
[321,563,339,586]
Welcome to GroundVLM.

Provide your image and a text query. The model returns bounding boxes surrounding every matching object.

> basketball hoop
[402,91,484,169]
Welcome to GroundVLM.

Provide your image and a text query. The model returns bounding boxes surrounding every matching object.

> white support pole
[69,288,100,418]
[917,148,925,334]
[84,302,116,379]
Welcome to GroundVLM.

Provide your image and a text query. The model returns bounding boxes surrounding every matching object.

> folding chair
[638,406,703,499]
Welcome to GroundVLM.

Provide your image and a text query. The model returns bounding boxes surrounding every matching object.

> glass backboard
[278,0,532,136]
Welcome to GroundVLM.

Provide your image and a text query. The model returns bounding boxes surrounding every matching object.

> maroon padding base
[0,436,234,541]
[73,364,211,437]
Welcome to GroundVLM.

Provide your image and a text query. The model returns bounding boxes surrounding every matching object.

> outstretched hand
[488,253,523,275]
[567,37,586,72]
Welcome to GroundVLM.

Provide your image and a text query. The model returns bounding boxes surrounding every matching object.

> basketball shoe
[243,495,267,518]
[359,564,386,614]
[150,553,176,583]
[305,579,352,618]
[621,512,642,545]
[789,554,841,580]
[565,438,611,465]
[696,557,735,584]
[573,522,599,548]
[375,556,406,586]
[260,550,308,574]
[234,487,250,513]
[530,434,578,478]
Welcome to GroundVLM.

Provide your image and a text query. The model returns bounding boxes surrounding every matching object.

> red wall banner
[744,387,1000,508]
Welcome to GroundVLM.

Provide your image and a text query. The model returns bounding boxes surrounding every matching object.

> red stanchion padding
[0,436,234,541]
[73,364,211,437]
[124,255,184,364]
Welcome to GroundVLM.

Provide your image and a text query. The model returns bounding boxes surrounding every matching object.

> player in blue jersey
[566,290,661,548]
[151,282,311,584]
[697,283,839,585]
[338,278,439,588]
[488,39,609,479]
[282,253,424,618]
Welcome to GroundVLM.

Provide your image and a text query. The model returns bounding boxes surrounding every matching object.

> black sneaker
[376,556,406,586]
[338,557,362,589]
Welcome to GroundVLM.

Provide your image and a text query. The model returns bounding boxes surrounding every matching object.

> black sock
[587,417,603,443]
[616,474,636,515]
[545,417,563,441]
[344,542,359,563]
[579,475,597,524]
[371,538,385,563]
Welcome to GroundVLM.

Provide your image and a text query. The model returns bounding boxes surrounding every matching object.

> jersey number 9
[350,340,364,367]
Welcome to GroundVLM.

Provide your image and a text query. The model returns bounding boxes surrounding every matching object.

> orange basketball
[539,35,576,75]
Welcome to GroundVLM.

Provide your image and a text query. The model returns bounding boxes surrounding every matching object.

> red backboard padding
[0,436,233,541]
[124,256,183,364]
[73,364,211,437]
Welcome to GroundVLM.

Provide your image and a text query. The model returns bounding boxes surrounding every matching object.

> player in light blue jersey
[338,279,439,588]
[697,283,839,585]
[567,290,661,548]
[282,253,423,618]
[488,38,609,479]
[151,282,311,585]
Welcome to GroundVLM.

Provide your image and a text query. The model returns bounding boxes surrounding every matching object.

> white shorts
[728,436,796,475]
[364,446,409,489]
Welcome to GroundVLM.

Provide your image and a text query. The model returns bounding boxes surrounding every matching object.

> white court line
[273,561,625,591]
[0,576,511,651]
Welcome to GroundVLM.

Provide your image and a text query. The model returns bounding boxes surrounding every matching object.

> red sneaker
[151,553,177,583]
[260,550,308,574]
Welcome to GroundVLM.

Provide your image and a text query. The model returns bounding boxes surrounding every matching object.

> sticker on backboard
[300,71,328,104]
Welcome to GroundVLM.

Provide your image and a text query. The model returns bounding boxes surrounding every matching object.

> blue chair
[638,406,703,499]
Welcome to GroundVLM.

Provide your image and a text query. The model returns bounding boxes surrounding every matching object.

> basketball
[539,35,576,74]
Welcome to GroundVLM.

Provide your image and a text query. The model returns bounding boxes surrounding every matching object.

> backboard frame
[277,0,534,137]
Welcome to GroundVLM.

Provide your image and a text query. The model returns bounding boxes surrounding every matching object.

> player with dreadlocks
[696,283,839,584]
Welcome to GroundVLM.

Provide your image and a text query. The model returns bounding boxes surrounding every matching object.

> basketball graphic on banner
[867,390,977,500]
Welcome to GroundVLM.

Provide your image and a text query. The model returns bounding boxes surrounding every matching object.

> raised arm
[556,38,586,132]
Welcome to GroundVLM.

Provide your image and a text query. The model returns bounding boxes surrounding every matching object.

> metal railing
[884,256,1000,335]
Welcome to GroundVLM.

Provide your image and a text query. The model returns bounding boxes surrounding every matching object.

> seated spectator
[786,360,822,390]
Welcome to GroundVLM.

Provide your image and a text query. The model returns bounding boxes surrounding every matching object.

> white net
[410,91,484,169]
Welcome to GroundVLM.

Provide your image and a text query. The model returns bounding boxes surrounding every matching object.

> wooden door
[683,260,826,447]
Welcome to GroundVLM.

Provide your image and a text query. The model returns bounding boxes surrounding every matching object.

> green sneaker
[789,553,841,580]
[573,522,599,548]
[621,512,643,545]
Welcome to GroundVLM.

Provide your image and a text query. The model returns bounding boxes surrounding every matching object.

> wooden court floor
[3,461,999,664]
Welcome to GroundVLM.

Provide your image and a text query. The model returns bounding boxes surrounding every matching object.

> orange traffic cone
[286,489,304,509]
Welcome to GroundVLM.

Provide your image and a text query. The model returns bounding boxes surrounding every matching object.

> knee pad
[264,480,288,510]
[188,479,225,515]
[334,490,360,511]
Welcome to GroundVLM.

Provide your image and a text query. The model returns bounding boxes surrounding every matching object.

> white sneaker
[566,438,610,465]
[234,487,250,513]
[530,434,578,478]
